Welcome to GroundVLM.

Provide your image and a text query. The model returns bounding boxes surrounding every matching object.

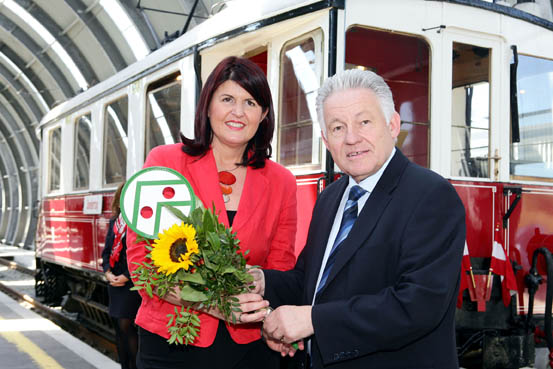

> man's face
[322,88,400,183]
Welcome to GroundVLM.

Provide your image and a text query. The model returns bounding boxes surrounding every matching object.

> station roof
[0,0,215,247]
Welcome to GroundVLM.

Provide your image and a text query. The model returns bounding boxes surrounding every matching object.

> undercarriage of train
[34,259,115,342]
[457,249,553,369]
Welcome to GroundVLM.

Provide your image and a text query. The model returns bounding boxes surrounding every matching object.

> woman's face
[208,80,267,151]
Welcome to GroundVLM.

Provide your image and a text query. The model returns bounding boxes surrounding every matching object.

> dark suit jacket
[265,150,466,369]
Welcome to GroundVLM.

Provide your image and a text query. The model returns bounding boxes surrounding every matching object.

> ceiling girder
[64,0,128,71]
[0,12,75,98]
[15,0,100,87]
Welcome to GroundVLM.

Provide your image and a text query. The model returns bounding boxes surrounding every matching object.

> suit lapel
[185,150,230,227]
[231,166,268,232]
[316,150,410,298]
[306,176,348,303]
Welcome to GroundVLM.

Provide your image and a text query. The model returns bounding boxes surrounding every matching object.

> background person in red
[126,56,297,369]
[102,182,141,369]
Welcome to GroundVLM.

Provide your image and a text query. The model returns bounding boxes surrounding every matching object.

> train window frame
[344,24,432,169]
[47,125,62,194]
[450,42,492,180]
[277,28,324,171]
[144,72,182,159]
[73,112,92,191]
[102,95,129,188]
[510,53,553,183]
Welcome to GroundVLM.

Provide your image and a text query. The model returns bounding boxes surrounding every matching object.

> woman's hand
[161,286,186,306]
[162,287,270,324]
[206,293,270,324]
[247,267,265,296]
[105,271,128,287]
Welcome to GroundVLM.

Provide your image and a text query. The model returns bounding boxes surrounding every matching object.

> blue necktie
[315,185,367,299]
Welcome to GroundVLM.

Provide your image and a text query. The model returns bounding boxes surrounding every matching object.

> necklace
[218,168,238,203]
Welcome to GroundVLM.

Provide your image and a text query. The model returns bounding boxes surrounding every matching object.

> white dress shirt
[312,147,396,303]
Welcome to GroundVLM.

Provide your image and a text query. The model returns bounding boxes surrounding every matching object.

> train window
[278,31,323,168]
[73,113,91,190]
[145,73,182,158]
[450,42,490,178]
[511,55,553,180]
[48,127,61,192]
[345,27,430,167]
[103,96,129,186]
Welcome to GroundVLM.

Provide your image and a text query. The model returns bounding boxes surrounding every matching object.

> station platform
[0,244,35,270]
[0,289,118,369]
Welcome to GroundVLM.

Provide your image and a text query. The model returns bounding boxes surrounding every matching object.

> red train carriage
[35,1,553,367]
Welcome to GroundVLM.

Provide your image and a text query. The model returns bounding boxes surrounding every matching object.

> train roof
[38,0,553,130]
[38,0,327,129]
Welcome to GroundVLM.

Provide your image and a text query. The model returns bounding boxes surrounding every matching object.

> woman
[102,182,141,369]
[126,56,297,369]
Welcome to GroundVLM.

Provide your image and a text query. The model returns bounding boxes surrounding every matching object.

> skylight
[0,0,88,91]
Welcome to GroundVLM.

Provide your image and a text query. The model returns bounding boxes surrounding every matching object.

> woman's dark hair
[181,56,274,169]
[111,181,126,216]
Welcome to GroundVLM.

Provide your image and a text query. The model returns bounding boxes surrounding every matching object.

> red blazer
[126,143,297,346]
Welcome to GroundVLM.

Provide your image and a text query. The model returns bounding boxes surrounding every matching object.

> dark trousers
[136,321,280,369]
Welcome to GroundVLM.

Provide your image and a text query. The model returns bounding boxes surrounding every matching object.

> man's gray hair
[315,69,395,136]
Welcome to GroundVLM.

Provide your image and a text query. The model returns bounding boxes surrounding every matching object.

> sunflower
[151,222,199,275]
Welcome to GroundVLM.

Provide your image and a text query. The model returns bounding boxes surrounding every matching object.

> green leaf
[163,204,188,221]
[145,284,153,298]
[203,209,214,232]
[207,231,221,250]
[179,284,208,302]
[180,272,205,284]
[221,265,237,274]
[191,208,203,226]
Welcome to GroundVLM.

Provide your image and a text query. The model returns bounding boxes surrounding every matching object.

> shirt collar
[348,147,396,194]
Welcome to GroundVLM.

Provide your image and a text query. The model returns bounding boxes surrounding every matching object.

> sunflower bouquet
[131,204,254,345]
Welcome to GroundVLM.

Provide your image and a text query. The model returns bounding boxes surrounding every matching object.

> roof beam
[0,13,74,98]
[64,0,128,71]
[0,44,55,107]
[15,0,100,87]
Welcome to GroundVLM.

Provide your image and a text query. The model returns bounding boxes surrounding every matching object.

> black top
[227,210,237,227]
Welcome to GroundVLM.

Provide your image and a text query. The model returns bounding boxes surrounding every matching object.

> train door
[199,9,330,255]
[440,30,507,290]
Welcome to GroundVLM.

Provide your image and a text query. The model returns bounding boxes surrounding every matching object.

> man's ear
[389,112,401,139]
[321,130,329,150]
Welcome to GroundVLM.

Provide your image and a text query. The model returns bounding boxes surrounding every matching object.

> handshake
[232,268,313,357]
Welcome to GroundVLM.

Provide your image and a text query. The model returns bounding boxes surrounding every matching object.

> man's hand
[263,330,305,357]
[247,267,265,296]
[263,305,314,344]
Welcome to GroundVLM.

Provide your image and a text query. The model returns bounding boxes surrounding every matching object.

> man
[252,69,466,368]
